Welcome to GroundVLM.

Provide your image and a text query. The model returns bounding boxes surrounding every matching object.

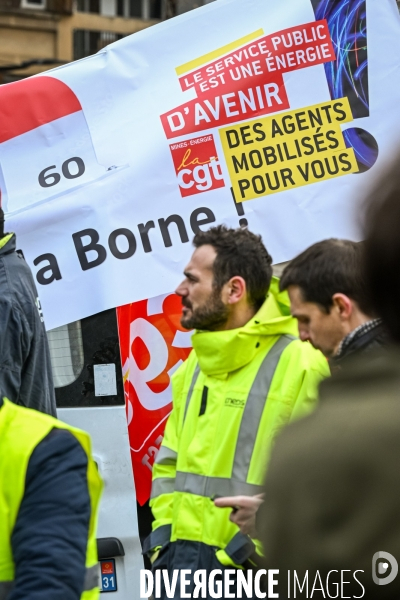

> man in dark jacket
[0,208,56,415]
[259,152,400,599]
[260,353,400,599]
[279,239,386,368]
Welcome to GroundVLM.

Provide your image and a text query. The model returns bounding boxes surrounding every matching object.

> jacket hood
[191,276,299,376]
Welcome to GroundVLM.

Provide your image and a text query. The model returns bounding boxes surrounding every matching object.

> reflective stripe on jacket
[0,398,103,600]
[150,278,330,559]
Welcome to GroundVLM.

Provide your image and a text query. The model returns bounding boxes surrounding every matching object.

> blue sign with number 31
[100,559,117,593]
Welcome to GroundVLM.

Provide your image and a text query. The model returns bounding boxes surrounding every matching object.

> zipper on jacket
[199,386,208,416]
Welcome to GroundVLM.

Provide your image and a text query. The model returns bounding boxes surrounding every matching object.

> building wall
[0,12,57,67]
[0,0,218,82]
[0,0,159,82]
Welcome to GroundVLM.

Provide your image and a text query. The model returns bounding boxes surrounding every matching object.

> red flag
[117,293,192,505]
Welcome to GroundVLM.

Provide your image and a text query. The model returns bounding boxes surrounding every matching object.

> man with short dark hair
[258,155,400,599]
[144,225,329,599]
[280,239,386,366]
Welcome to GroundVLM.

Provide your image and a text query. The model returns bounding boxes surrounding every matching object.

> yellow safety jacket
[149,278,329,565]
[0,398,103,600]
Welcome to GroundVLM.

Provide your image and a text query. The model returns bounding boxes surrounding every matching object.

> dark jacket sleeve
[0,241,57,417]
[0,296,31,406]
[10,429,91,600]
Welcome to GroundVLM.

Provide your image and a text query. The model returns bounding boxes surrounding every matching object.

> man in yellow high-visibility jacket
[0,397,102,600]
[145,225,329,599]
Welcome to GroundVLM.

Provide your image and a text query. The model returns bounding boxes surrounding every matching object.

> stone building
[0,0,217,84]
[0,0,158,83]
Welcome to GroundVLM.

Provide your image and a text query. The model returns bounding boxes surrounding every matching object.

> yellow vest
[0,398,103,600]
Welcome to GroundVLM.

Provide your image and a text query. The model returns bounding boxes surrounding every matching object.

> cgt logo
[170,134,224,197]
[372,552,398,586]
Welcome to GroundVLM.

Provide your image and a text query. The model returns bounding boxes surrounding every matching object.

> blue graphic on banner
[311,0,378,171]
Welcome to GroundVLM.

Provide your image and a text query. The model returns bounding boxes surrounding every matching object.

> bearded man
[144,225,329,599]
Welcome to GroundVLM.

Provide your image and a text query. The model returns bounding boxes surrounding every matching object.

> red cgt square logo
[169,134,225,197]
[101,562,114,575]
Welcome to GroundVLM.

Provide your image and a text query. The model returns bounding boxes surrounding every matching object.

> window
[21,0,46,8]
[76,0,161,18]
[150,0,161,18]
[77,0,100,12]
[129,0,160,18]
[47,321,84,388]
[129,0,141,17]
[53,310,125,408]
[74,29,124,60]
[171,0,214,15]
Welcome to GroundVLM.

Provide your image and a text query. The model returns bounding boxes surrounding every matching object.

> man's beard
[181,288,229,331]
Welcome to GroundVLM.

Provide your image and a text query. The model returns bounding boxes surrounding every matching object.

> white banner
[5,0,400,330]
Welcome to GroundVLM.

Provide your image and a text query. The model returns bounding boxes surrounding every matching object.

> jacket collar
[330,320,387,369]
[0,233,15,256]
[191,277,299,377]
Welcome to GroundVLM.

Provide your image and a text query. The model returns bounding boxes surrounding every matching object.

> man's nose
[175,280,187,297]
[298,326,310,342]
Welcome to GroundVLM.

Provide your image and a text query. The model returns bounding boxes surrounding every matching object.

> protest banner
[117,293,192,504]
[5,0,400,331]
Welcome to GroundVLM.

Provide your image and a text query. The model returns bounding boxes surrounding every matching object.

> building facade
[0,0,219,83]
[0,0,218,84]
[0,0,160,83]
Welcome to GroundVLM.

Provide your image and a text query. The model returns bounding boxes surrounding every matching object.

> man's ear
[332,293,353,320]
[225,276,247,305]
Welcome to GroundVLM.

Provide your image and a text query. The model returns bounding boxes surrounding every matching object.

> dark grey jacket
[0,234,56,416]
[330,320,387,371]
[260,350,400,599]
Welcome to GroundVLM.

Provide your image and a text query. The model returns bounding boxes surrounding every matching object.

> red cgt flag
[117,293,192,505]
